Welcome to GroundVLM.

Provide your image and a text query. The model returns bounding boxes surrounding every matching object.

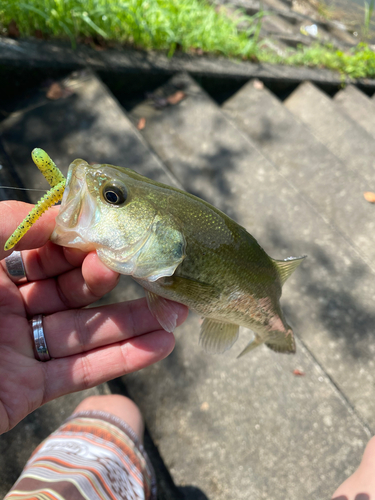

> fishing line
[0,186,48,192]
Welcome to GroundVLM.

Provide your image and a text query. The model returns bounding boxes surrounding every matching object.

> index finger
[0,200,60,260]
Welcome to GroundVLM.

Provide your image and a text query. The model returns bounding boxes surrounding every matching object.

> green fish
[51,159,305,357]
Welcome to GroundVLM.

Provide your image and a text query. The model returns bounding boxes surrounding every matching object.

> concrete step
[2,69,375,500]
[269,32,311,48]
[0,141,29,203]
[216,1,314,50]
[284,81,375,182]
[260,12,298,36]
[2,36,374,95]
[0,71,178,205]
[222,79,375,266]
[129,73,374,499]
[216,0,357,48]
[334,84,375,140]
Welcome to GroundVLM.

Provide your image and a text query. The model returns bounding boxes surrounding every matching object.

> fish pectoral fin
[272,255,306,286]
[145,290,180,333]
[199,319,239,354]
[237,336,264,358]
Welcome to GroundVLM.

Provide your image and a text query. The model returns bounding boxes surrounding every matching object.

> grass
[1,0,375,79]
[0,0,261,56]
[271,43,375,79]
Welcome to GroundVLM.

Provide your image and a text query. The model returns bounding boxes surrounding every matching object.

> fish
[50,158,305,357]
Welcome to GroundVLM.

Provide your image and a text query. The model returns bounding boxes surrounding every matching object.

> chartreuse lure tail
[4,149,66,251]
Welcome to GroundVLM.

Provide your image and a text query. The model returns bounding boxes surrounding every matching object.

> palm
[0,299,45,434]
[0,201,187,434]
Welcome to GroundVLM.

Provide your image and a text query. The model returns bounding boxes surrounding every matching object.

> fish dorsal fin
[272,255,306,286]
[199,319,239,354]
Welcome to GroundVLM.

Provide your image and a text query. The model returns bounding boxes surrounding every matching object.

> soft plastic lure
[4,149,66,251]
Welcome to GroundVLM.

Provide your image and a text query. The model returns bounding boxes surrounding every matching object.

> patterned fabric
[5,411,156,500]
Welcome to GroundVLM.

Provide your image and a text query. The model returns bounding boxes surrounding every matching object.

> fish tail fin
[272,255,306,286]
[265,326,296,354]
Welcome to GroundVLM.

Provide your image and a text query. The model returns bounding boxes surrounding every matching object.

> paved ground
[1,69,375,499]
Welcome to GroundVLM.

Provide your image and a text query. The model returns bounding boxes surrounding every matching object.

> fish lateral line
[4,149,66,251]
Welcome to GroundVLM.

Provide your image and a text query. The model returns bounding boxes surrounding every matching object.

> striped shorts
[4,411,156,500]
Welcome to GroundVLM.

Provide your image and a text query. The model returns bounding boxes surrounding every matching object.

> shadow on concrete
[3,68,372,498]
[0,140,30,202]
[267,220,375,361]
[0,76,175,205]
[0,67,72,123]
[178,486,210,500]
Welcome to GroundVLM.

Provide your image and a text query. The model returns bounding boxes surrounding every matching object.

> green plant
[2,0,375,78]
[362,0,375,40]
[0,0,261,58]
[316,0,334,21]
[274,42,375,79]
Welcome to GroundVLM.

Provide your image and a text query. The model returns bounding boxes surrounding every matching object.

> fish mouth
[51,160,97,251]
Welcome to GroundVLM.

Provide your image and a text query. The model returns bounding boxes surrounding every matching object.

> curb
[1,36,375,93]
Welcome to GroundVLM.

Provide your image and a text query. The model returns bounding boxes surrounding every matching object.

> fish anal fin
[200,319,239,354]
[145,290,180,333]
[273,255,306,286]
[238,327,296,358]
[237,336,264,358]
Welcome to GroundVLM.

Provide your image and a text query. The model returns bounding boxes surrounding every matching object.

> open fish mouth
[51,160,97,250]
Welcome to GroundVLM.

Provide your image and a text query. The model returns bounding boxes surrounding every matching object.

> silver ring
[4,251,27,284]
[30,315,51,362]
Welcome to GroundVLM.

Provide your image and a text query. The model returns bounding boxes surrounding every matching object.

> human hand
[331,436,375,500]
[0,201,188,434]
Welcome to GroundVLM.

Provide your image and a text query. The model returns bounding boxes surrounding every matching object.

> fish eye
[102,183,127,206]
